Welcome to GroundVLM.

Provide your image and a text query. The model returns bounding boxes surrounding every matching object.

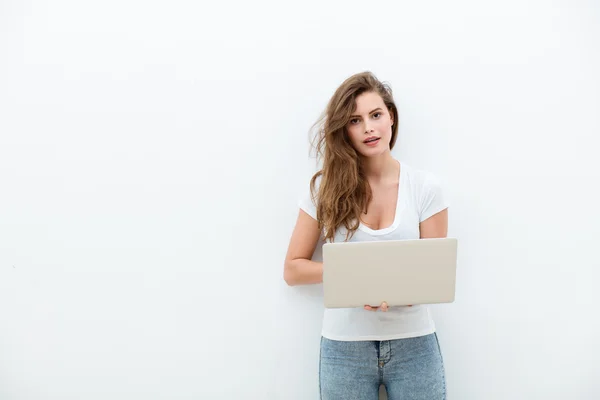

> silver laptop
[322,238,457,308]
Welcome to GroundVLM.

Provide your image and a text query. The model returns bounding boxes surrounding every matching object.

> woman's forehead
[353,92,385,113]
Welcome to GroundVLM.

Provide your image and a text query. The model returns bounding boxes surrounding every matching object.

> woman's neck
[361,151,398,183]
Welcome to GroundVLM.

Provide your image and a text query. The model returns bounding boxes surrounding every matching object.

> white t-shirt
[298,161,450,341]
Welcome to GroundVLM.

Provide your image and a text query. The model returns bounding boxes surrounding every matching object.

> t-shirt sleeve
[418,171,449,222]
[298,176,320,221]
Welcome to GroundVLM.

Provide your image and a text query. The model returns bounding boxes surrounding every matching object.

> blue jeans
[319,333,446,400]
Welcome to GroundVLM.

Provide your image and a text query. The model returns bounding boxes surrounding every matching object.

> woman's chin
[359,147,391,158]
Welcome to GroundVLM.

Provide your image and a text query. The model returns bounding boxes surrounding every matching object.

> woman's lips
[363,137,380,147]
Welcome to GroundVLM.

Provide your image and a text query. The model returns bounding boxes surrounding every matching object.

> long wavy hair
[309,71,399,242]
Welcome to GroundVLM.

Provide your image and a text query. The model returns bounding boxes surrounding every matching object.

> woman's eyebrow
[350,108,383,118]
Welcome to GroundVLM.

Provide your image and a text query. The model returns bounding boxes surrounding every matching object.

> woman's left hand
[364,302,389,312]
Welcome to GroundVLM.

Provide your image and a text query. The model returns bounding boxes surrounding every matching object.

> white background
[1,1,599,399]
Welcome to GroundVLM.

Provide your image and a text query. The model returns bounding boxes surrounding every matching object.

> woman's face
[345,91,394,157]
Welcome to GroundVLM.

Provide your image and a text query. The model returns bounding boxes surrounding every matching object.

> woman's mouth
[363,136,380,147]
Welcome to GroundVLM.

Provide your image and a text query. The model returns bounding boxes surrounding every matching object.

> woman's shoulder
[399,161,446,197]
[400,161,441,181]
[297,171,322,220]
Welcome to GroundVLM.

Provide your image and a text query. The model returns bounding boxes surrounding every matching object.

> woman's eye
[350,119,359,125]
[373,112,381,118]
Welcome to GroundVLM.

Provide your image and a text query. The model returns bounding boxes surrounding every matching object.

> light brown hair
[310,71,399,242]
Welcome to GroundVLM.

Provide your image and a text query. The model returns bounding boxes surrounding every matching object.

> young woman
[284,71,449,399]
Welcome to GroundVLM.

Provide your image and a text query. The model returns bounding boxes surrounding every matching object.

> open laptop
[322,238,457,308]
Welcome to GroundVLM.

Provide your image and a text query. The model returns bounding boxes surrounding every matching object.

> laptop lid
[322,237,458,308]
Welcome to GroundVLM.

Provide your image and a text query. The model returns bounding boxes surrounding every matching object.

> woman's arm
[420,208,448,238]
[283,209,323,286]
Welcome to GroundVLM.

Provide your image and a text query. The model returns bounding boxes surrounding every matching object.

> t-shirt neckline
[357,160,404,236]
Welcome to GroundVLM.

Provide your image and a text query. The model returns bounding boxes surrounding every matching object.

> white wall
[1,1,599,399]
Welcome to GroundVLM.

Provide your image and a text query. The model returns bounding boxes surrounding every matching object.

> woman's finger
[364,304,389,312]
